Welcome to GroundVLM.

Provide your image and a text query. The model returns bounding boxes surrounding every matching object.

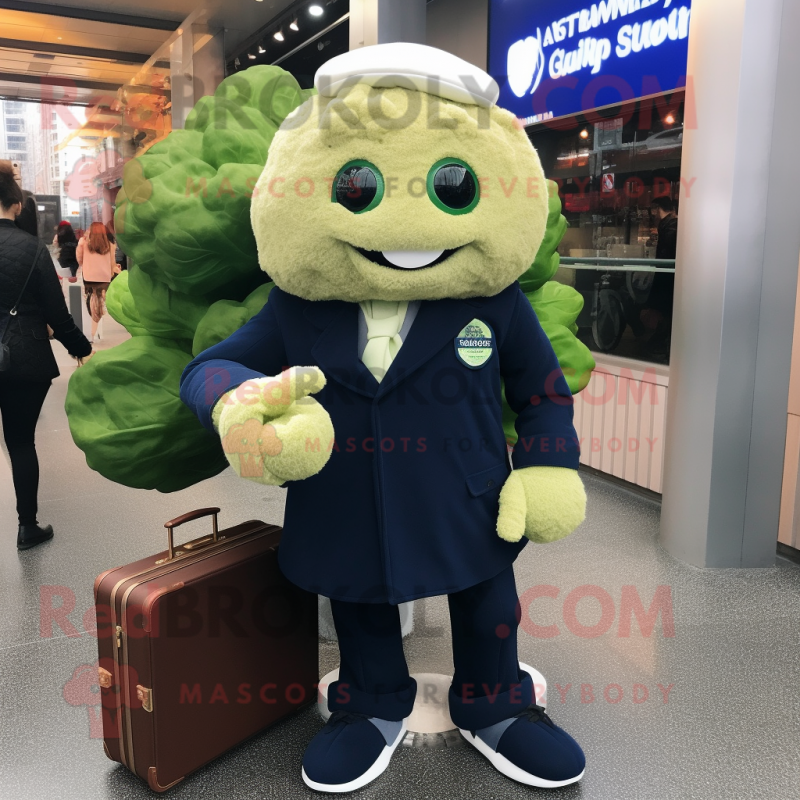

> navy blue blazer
[180,283,580,604]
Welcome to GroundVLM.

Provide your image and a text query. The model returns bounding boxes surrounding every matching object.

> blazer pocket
[466,462,511,498]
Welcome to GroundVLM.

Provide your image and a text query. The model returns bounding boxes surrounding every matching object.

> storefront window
[528,93,683,364]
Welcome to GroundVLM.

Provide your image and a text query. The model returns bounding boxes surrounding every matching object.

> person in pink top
[76,222,119,342]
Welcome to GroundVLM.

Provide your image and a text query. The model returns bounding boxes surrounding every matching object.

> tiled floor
[1,309,799,799]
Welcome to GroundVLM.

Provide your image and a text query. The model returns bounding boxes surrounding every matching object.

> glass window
[6,135,27,150]
[528,92,683,365]
[5,121,23,133]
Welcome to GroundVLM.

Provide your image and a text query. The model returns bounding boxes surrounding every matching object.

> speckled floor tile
[1,317,799,799]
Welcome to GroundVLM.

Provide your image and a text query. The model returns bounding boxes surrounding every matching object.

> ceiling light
[665,114,675,125]
[258,44,266,53]
[309,4,324,16]
[289,19,299,31]
[248,52,257,59]
[274,30,284,41]
[579,128,589,139]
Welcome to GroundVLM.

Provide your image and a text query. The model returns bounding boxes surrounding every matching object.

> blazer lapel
[305,301,379,399]
[375,297,485,399]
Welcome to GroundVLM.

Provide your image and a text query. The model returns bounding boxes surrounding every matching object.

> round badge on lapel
[454,319,495,369]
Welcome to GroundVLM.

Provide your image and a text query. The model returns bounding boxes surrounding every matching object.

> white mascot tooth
[381,250,445,269]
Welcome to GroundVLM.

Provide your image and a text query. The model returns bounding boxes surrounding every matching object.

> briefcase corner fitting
[147,766,184,793]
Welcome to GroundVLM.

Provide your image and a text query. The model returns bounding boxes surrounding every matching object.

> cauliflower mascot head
[252,46,547,302]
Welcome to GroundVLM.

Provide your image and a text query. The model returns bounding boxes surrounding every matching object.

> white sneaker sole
[301,722,407,793]
[459,728,585,789]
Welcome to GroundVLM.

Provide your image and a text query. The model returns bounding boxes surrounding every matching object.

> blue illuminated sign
[489,0,692,125]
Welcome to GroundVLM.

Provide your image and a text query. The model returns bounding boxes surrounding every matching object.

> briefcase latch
[136,684,153,713]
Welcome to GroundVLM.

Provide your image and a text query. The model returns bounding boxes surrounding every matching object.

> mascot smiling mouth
[353,246,462,270]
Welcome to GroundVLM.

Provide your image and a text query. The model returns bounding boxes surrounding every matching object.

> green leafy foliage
[114,66,308,296]
[65,337,228,492]
[518,180,568,294]
[105,272,146,337]
[127,266,210,345]
[192,283,274,356]
[66,67,308,492]
[503,181,595,445]
[66,68,594,489]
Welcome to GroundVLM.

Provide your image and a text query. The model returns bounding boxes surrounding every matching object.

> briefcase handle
[163,507,220,560]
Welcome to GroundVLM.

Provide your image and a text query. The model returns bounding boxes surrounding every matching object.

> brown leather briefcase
[94,508,318,792]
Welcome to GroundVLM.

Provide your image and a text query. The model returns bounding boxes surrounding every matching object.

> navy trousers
[328,566,534,730]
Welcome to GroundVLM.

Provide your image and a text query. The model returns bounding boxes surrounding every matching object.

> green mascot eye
[427,158,479,214]
[332,160,384,213]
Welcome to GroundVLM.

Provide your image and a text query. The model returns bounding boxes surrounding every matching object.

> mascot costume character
[66,43,595,793]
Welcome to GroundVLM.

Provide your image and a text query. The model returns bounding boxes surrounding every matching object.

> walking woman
[0,161,93,550]
[53,221,79,282]
[76,221,117,342]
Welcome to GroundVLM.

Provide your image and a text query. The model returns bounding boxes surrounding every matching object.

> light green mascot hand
[496,467,586,544]
[212,366,334,486]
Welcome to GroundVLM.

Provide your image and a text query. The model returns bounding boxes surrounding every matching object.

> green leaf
[518,180,568,295]
[503,182,595,445]
[127,265,209,345]
[501,305,595,446]
[538,318,595,395]
[105,272,147,337]
[193,282,274,356]
[528,280,584,335]
[66,337,227,492]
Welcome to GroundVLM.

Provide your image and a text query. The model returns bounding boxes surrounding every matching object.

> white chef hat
[315,42,499,108]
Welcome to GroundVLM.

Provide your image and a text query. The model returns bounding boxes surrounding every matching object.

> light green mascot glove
[211,366,334,486]
[496,467,586,544]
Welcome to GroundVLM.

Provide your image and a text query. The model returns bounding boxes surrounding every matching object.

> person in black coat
[647,196,679,358]
[654,196,678,259]
[0,161,93,549]
[54,221,80,278]
[15,190,38,238]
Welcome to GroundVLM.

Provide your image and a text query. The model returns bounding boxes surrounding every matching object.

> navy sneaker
[460,705,585,788]
[302,711,407,793]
